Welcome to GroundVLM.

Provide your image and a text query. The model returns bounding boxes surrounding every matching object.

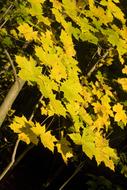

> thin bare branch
[4,49,18,81]
[87,48,111,78]
[59,161,85,190]
[0,4,13,23]
[0,139,20,181]
[0,19,8,29]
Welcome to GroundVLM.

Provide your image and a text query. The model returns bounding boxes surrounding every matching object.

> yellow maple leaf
[60,29,76,57]
[122,66,127,74]
[108,0,125,24]
[10,116,28,133]
[18,23,38,41]
[94,131,118,171]
[88,0,94,9]
[113,103,127,124]
[16,55,42,81]
[118,78,127,91]
[18,133,30,144]
[40,131,57,152]
[10,116,38,144]
[50,62,67,82]
[56,138,73,163]
[93,115,110,130]
[32,123,57,152]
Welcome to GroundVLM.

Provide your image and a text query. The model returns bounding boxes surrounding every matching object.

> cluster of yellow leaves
[69,127,118,170]
[10,116,73,163]
[12,0,127,172]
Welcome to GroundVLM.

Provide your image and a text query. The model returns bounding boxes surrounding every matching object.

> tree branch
[0,139,20,181]
[0,49,25,127]
[87,48,111,78]
[0,78,25,127]
[4,49,18,81]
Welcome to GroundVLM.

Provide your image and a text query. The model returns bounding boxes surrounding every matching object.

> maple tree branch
[0,139,20,181]
[0,51,25,127]
[87,48,111,78]
[59,161,85,190]
[0,3,13,23]
[4,49,18,81]
[0,78,25,127]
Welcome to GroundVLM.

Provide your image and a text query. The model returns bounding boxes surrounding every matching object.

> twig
[0,19,8,29]
[0,139,20,181]
[4,49,18,81]
[87,48,111,78]
[0,4,14,23]
[59,161,85,190]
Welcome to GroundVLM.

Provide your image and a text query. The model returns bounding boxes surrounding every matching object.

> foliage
[1,0,127,175]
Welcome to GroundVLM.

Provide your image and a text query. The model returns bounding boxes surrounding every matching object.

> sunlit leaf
[56,138,73,163]
[16,55,42,81]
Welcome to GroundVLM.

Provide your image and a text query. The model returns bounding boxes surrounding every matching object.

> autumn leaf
[50,62,67,82]
[113,103,127,125]
[60,78,83,102]
[40,130,57,152]
[10,116,38,145]
[81,127,96,159]
[107,0,125,23]
[56,138,73,163]
[94,131,118,170]
[18,23,38,41]
[60,29,76,57]
[32,123,57,152]
[69,133,82,145]
[18,133,30,144]
[81,128,118,170]
[122,66,127,74]
[16,56,42,81]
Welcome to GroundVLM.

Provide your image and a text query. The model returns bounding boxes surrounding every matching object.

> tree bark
[0,78,25,127]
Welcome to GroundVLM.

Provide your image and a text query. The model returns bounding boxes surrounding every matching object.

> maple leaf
[69,133,82,145]
[70,127,118,170]
[81,127,96,159]
[94,131,118,170]
[10,116,38,145]
[18,133,30,144]
[32,123,57,152]
[122,66,127,74]
[118,78,127,91]
[18,23,38,41]
[108,0,125,24]
[60,78,83,102]
[60,29,76,57]
[56,138,73,163]
[50,62,67,82]
[16,56,42,81]
[81,128,118,170]
[40,131,57,152]
[113,103,127,125]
